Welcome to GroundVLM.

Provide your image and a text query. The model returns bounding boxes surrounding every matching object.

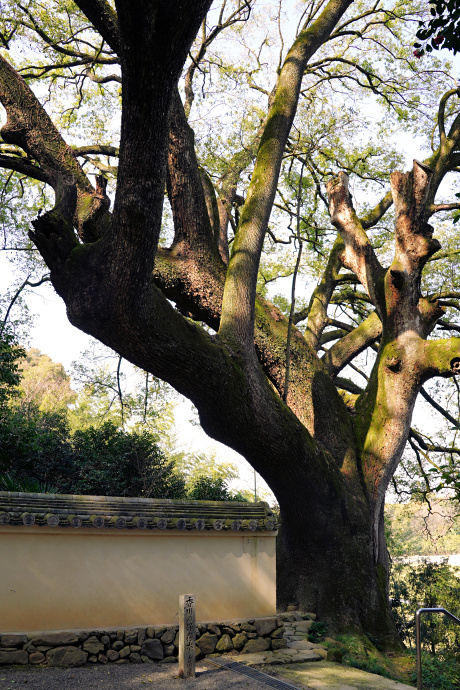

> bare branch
[437,88,460,144]
[428,290,460,300]
[437,319,460,334]
[304,234,344,350]
[0,154,48,183]
[0,274,50,336]
[335,376,363,394]
[73,145,119,157]
[85,71,122,84]
[319,328,349,345]
[360,191,393,230]
[410,428,460,455]
[72,0,121,55]
[184,0,254,117]
[284,162,304,402]
[429,202,460,214]
[419,387,460,430]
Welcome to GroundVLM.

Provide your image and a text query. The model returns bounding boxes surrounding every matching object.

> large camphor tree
[1,0,460,645]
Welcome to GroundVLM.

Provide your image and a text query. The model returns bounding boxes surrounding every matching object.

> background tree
[17,348,76,412]
[68,341,175,432]
[175,449,252,500]
[385,498,460,555]
[0,334,25,408]
[2,0,460,645]
[390,561,460,688]
[65,422,187,497]
[0,343,244,499]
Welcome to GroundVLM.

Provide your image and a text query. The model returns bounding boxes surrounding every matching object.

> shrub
[409,651,459,690]
[308,620,328,643]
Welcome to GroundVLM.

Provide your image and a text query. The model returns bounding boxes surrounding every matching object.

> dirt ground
[0,660,307,690]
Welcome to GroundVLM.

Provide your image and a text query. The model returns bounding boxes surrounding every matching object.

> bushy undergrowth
[0,472,57,494]
[409,651,460,690]
[343,655,393,679]
[390,561,460,689]
[307,620,328,643]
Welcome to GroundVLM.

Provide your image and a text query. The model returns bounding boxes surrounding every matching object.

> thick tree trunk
[276,476,399,649]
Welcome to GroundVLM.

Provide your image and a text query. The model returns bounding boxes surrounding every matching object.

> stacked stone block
[0,616,286,667]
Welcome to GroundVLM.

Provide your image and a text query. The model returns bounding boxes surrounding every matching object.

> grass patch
[326,634,410,684]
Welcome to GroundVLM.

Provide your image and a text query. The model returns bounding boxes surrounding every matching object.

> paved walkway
[270,661,414,690]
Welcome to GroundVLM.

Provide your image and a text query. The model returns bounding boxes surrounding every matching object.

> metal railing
[415,607,460,690]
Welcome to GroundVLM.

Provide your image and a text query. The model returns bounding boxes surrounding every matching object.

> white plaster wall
[0,525,276,633]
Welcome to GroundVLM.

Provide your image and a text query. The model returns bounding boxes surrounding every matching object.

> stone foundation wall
[0,615,293,667]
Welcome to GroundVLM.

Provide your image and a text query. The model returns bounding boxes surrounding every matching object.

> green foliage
[0,473,57,494]
[0,344,184,498]
[68,422,186,498]
[0,393,245,500]
[390,561,460,657]
[414,1,460,58]
[308,620,328,643]
[0,347,244,501]
[0,405,75,488]
[186,475,248,501]
[0,408,187,499]
[0,334,26,408]
[409,651,460,690]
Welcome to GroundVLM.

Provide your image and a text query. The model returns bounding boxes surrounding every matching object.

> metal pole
[415,609,422,690]
[415,607,460,690]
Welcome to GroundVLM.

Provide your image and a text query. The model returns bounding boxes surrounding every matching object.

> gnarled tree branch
[326,171,384,309]
[322,310,381,378]
[219,0,354,350]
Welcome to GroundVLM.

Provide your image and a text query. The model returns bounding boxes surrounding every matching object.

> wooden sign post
[179,593,196,678]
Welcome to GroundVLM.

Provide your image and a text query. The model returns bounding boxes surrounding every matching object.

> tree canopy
[1,0,460,643]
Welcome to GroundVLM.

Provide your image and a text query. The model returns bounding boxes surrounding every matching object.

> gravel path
[0,661,307,690]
